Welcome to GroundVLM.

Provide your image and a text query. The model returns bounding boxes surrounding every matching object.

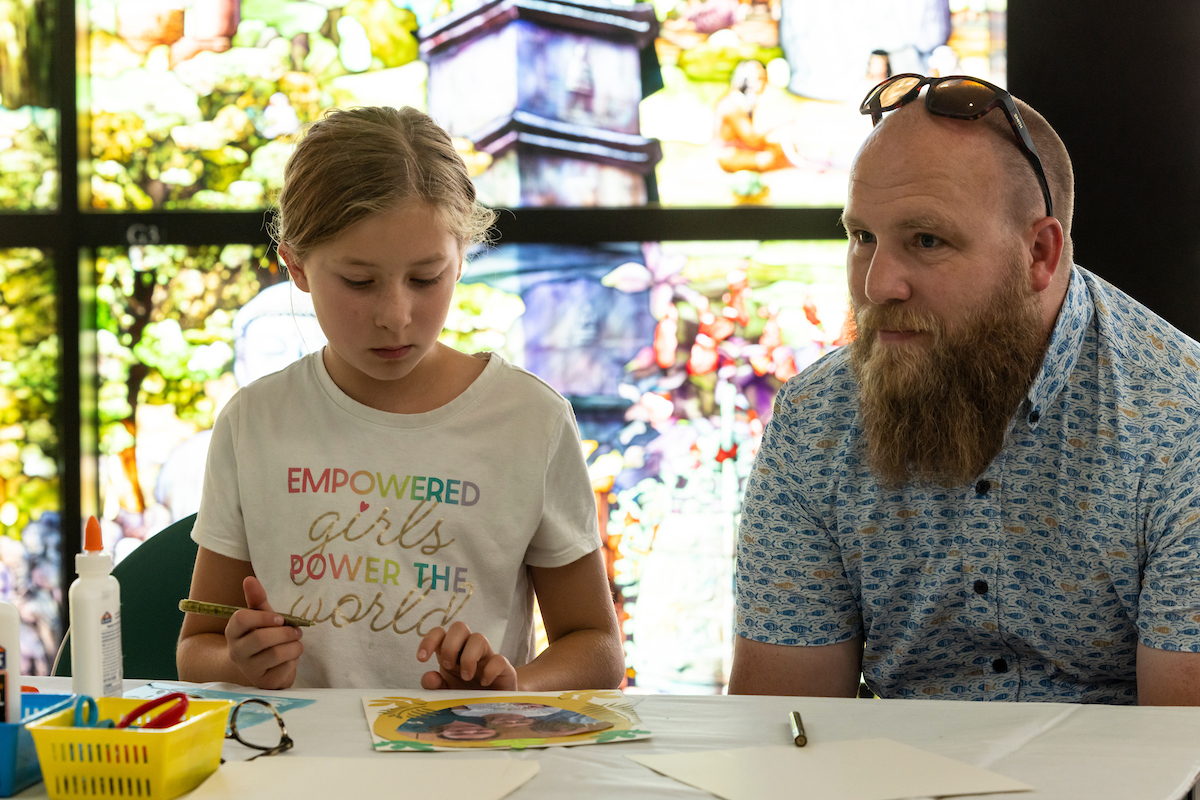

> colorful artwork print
[363,691,649,751]
[391,704,610,743]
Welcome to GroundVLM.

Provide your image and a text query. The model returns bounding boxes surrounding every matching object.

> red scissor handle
[117,692,189,729]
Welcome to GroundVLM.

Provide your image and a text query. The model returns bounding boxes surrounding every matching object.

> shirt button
[974,579,989,595]
[1029,411,1041,424]
[993,658,1008,673]
[975,479,991,495]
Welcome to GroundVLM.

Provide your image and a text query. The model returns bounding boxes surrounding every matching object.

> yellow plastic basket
[27,697,233,800]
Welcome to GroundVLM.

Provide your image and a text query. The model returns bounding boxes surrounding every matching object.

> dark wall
[1009,0,1200,339]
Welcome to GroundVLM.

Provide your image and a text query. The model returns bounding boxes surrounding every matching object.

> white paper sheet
[628,738,1033,800]
[185,756,538,800]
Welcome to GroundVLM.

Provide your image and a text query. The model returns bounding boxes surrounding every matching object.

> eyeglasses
[225,698,294,761]
[859,73,1054,218]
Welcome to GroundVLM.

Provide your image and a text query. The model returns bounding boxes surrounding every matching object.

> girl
[177,106,624,692]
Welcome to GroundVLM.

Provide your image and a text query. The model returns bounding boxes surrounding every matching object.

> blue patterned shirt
[736,267,1200,703]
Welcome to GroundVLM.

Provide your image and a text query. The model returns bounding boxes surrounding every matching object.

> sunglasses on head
[860,73,1054,218]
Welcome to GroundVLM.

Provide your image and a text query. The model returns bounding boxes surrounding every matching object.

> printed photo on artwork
[363,690,649,751]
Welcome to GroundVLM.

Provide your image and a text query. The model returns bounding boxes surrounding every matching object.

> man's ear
[280,244,312,293]
[1027,216,1064,293]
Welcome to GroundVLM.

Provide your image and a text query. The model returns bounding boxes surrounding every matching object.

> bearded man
[729,76,1200,704]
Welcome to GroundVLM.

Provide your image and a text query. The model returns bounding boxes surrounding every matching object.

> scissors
[73,696,114,729]
[72,692,189,730]
[117,692,189,729]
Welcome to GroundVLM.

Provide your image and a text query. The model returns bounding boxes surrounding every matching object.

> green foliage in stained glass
[441,281,525,359]
[0,249,58,535]
[96,244,282,461]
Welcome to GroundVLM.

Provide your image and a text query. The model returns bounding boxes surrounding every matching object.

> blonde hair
[273,106,496,261]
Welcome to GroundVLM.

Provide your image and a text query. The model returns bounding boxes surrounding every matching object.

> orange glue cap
[76,516,112,574]
[84,516,103,553]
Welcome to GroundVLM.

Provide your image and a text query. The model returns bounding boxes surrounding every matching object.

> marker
[178,599,313,627]
[789,710,807,747]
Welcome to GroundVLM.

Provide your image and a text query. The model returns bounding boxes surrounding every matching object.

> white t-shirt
[192,351,601,688]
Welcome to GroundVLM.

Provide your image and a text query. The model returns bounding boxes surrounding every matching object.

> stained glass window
[84,0,428,210]
[645,0,1007,206]
[0,248,61,674]
[81,0,1004,209]
[0,0,58,209]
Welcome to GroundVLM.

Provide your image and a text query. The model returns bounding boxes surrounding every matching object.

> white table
[16,677,1200,799]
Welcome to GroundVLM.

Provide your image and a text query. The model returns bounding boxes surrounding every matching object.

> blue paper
[125,682,315,730]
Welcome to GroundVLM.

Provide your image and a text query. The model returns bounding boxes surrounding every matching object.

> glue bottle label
[0,646,8,723]
[100,609,123,697]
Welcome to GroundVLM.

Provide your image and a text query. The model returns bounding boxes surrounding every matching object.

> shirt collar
[1024,266,1092,430]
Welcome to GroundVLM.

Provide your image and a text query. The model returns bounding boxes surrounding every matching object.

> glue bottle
[0,601,20,723]
[69,516,123,697]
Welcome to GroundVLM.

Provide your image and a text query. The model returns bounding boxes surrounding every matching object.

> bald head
[854,95,1075,271]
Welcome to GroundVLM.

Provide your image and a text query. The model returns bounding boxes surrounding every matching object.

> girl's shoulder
[245,351,320,390]
[219,352,322,418]
[482,353,572,414]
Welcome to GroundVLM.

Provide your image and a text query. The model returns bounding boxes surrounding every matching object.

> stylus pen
[789,710,807,747]
[178,599,313,627]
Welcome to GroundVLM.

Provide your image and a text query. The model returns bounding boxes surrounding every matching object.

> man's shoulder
[774,347,857,413]
[1080,268,1200,402]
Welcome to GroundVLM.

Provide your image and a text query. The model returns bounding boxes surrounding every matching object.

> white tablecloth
[16,677,1200,799]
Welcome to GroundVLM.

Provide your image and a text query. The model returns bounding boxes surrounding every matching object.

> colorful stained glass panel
[0,248,61,674]
[82,0,1004,208]
[0,0,58,209]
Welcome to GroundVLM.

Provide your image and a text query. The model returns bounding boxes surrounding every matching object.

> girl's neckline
[311,350,501,429]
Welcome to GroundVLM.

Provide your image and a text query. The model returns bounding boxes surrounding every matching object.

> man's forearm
[1137,642,1200,705]
[728,635,863,697]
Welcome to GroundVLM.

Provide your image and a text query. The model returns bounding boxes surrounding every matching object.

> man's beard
[849,261,1049,489]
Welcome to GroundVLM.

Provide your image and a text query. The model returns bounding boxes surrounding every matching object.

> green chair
[54,513,198,680]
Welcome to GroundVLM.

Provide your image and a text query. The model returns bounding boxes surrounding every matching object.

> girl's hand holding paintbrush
[180,576,305,690]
